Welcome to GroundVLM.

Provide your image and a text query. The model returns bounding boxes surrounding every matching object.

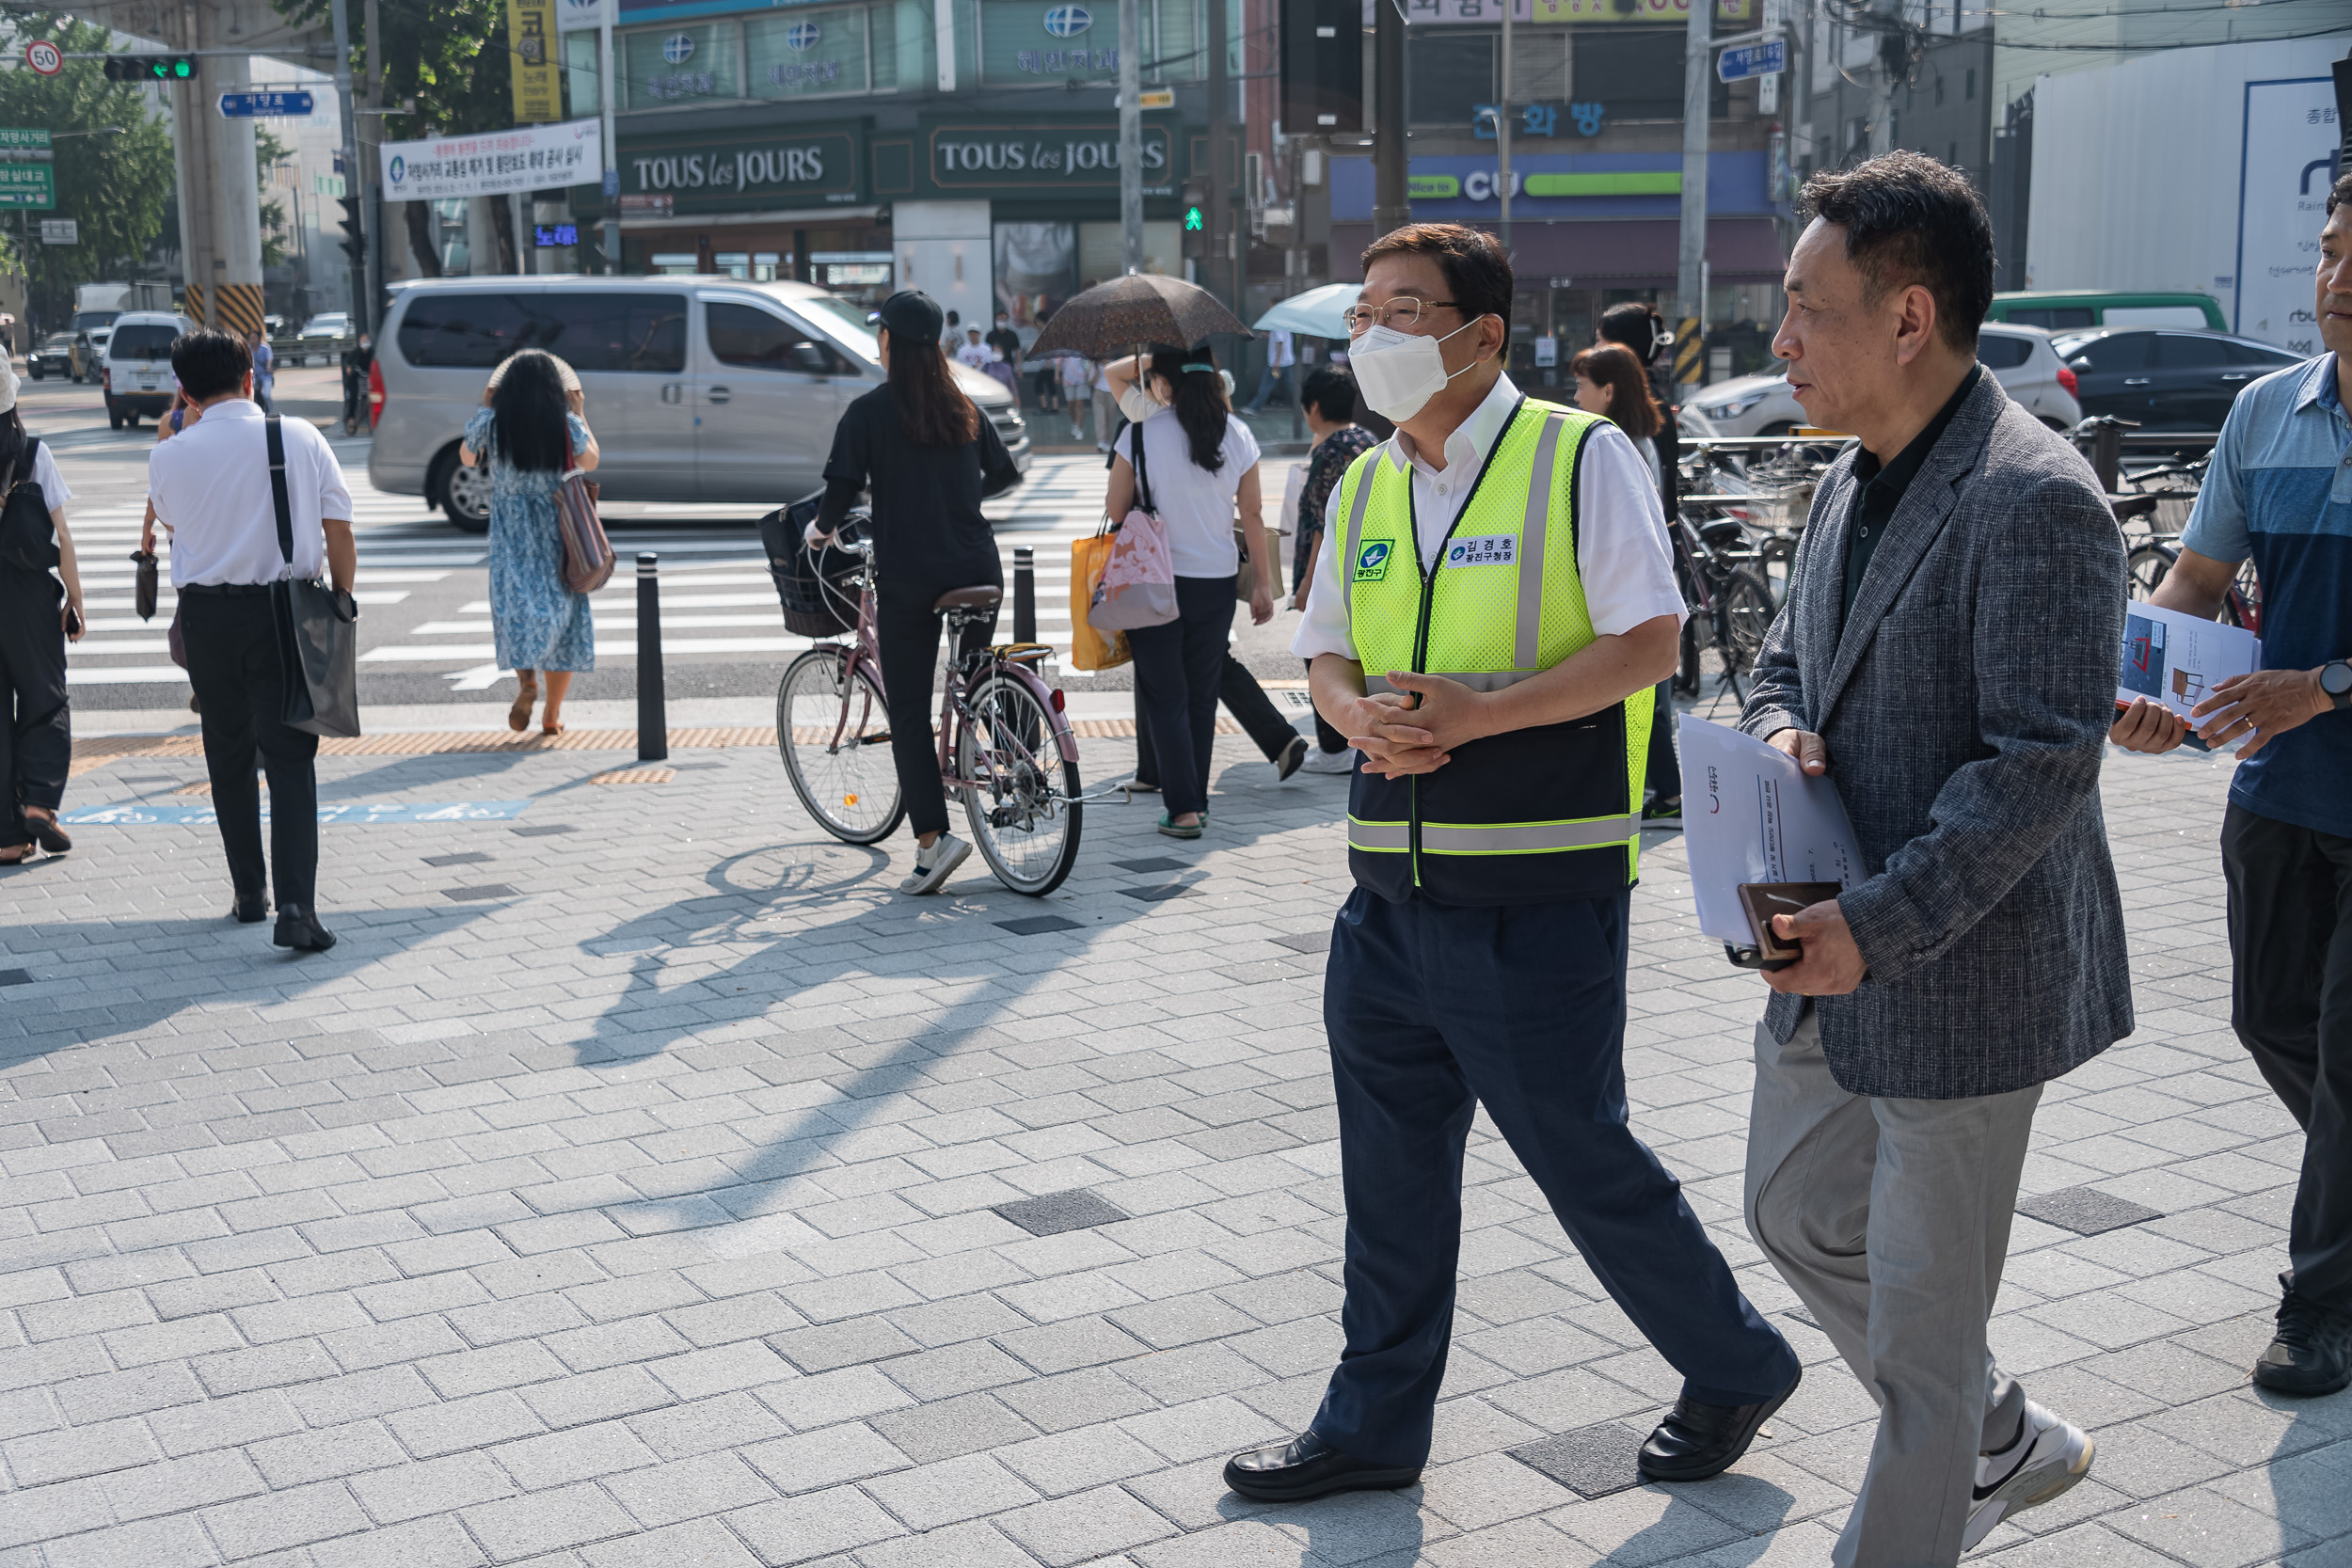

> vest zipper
[1402,398,1529,891]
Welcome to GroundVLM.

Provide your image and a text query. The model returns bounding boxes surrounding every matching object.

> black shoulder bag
[265,416,363,737]
[0,437,56,572]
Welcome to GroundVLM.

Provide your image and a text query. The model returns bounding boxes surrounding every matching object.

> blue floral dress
[465,407,596,673]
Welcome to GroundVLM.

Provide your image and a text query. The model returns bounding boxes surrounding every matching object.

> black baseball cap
[871,290,944,346]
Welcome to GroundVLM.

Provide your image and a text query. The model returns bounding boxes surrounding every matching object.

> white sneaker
[1963,1401,2094,1551]
[1299,746,1358,775]
[898,833,973,895]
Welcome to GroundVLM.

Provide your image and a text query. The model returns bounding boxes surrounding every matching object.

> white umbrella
[1252,282,1356,341]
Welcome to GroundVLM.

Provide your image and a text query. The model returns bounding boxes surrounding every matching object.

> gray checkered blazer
[1739,370,2134,1101]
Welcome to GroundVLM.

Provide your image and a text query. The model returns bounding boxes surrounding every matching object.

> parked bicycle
[1668,498,1778,704]
[770,515,1086,895]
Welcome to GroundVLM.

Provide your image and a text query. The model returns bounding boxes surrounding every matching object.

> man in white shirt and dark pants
[1244,325,1296,415]
[1223,225,1797,1505]
[148,329,356,951]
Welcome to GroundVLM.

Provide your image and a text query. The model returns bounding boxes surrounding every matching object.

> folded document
[1676,715,1863,950]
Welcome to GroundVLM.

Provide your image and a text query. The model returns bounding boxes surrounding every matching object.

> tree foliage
[0,15,176,327]
[272,0,515,138]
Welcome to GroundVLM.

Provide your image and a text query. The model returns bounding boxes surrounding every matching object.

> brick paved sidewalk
[2,734,2344,1567]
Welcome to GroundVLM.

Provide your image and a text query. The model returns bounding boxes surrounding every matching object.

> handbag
[1067,531,1129,671]
[132,548,159,620]
[265,416,362,738]
[1087,420,1180,632]
[0,437,56,572]
[554,429,614,594]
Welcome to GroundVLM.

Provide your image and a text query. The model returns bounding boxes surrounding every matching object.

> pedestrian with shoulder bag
[147,329,358,950]
[0,362,86,863]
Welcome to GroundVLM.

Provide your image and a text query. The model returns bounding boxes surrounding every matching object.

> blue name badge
[1443,533,1517,568]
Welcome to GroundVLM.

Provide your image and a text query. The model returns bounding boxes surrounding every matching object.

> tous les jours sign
[931,130,1168,182]
[633,144,828,193]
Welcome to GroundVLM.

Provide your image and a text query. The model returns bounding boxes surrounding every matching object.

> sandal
[1155,812,1202,840]
[541,721,565,737]
[508,680,539,732]
[0,846,29,864]
[21,811,69,854]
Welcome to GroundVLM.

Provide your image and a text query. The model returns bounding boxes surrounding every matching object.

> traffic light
[1279,0,1362,135]
[104,55,198,82]
[336,195,366,267]
[1181,177,1209,258]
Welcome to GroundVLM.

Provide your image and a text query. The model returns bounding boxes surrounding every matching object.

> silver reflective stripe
[1366,670,1534,695]
[1420,816,1640,854]
[1516,412,1566,673]
[1347,818,1411,851]
[1342,454,1381,652]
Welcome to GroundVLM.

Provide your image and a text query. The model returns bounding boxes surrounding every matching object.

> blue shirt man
[2113,176,2352,1399]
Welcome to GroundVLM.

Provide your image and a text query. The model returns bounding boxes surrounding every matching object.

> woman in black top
[812,290,1023,895]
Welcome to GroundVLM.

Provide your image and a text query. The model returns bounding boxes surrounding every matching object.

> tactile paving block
[1507,1423,1647,1499]
[2017,1186,2163,1237]
[993,1189,1131,1237]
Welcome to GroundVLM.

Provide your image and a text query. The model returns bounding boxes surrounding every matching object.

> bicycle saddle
[933,585,1004,611]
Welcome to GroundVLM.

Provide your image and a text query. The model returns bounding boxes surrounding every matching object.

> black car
[2053,327,2306,431]
[25,333,74,380]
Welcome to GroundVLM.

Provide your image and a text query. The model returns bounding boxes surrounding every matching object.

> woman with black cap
[808,290,1024,894]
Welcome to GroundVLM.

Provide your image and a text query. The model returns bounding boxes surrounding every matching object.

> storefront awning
[1327,217,1788,287]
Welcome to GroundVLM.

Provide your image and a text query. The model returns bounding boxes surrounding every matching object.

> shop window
[754,252,783,281]
[708,301,853,372]
[624,22,742,111]
[1152,0,1201,82]
[1409,33,1492,128]
[748,6,869,98]
[563,30,598,117]
[650,253,700,276]
[715,251,752,279]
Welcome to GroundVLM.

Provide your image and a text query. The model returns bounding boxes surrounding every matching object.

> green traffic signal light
[175,58,193,78]
[1184,207,1203,232]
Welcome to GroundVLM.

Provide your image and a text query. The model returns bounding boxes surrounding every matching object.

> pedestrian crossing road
[61,446,1300,706]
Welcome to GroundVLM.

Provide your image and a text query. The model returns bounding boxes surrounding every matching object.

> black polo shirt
[1843,364,1980,630]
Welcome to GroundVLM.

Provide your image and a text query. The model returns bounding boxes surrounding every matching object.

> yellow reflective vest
[1335,395,1649,905]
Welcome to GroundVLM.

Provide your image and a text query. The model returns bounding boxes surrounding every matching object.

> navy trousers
[1311,885,1800,1466]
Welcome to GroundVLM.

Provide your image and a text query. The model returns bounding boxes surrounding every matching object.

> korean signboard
[380,117,603,201]
[508,0,563,123]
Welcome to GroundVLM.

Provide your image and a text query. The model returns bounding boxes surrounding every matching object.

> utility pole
[363,0,386,313]
[328,0,368,332]
[1372,0,1406,239]
[1119,0,1141,273]
[1207,0,1229,308]
[1497,0,1512,254]
[1677,0,1710,388]
[601,4,618,274]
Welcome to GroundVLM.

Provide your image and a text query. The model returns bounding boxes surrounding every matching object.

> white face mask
[1348,318,1486,422]
[1118,384,1163,427]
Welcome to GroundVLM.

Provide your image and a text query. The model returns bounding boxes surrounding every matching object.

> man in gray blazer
[1735,153,2130,1564]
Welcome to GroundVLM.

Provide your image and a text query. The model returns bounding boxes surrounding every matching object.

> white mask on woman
[1348,317,1487,422]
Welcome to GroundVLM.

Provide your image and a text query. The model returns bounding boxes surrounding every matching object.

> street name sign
[218,90,316,119]
[1717,40,1785,83]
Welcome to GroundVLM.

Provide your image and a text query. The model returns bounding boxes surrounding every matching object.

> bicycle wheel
[1673,555,1703,696]
[2127,543,2176,602]
[957,671,1083,896]
[2221,558,2261,634]
[1717,567,1778,680]
[778,648,905,845]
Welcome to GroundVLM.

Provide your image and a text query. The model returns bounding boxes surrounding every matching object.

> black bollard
[1013,546,1036,644]
[636,552,667,762]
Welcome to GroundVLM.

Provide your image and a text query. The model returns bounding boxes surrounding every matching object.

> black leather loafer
[1223,1432,1422,1504]
[272,904,337,953]
[230,895,270,925]
[1638,1368,1802,1482]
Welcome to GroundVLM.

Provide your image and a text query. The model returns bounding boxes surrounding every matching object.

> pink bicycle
[774,524,1086,895]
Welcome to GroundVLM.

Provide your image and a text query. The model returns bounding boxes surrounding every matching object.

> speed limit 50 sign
[24,40,62,75]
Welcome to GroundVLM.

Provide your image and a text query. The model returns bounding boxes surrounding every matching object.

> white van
[369,277,1030,531]
[101,311,198,429]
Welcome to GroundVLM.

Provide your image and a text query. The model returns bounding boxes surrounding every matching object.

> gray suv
[370,277,1030,531]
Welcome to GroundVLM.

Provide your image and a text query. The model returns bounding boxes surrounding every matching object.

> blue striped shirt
[2180,353,2352,837]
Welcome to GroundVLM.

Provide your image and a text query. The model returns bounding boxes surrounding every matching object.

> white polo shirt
[1292,372,1685,663]
[148,401,353,588]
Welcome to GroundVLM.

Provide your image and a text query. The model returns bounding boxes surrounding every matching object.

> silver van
[369,276,1030,531]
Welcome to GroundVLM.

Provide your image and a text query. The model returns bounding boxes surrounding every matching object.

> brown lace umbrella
[1026,273,1253,360]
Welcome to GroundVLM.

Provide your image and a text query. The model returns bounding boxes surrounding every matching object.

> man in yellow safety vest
[1220,224,1800,1504]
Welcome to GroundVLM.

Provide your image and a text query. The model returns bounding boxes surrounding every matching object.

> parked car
[101,311,198,429]
[1687,323,2082,436]
[369,277,1031,531]
[25,333,74,380]
[294,311,352,366]
[1989,291,2228,333]
[2051,327,2305,431]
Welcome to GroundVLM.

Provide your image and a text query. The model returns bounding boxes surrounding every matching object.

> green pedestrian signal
[1184,206,1203,232]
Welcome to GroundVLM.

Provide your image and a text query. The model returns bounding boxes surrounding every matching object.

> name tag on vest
[1442,533,1517,568]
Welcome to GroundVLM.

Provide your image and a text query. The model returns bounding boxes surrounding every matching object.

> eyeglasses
[1342,298,1464,334]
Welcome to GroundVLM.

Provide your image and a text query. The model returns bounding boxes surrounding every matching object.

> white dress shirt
[1292,372,1685,662]
[149,400,353,588]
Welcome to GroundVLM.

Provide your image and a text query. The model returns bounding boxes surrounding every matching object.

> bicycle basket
[761,497,864,638]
